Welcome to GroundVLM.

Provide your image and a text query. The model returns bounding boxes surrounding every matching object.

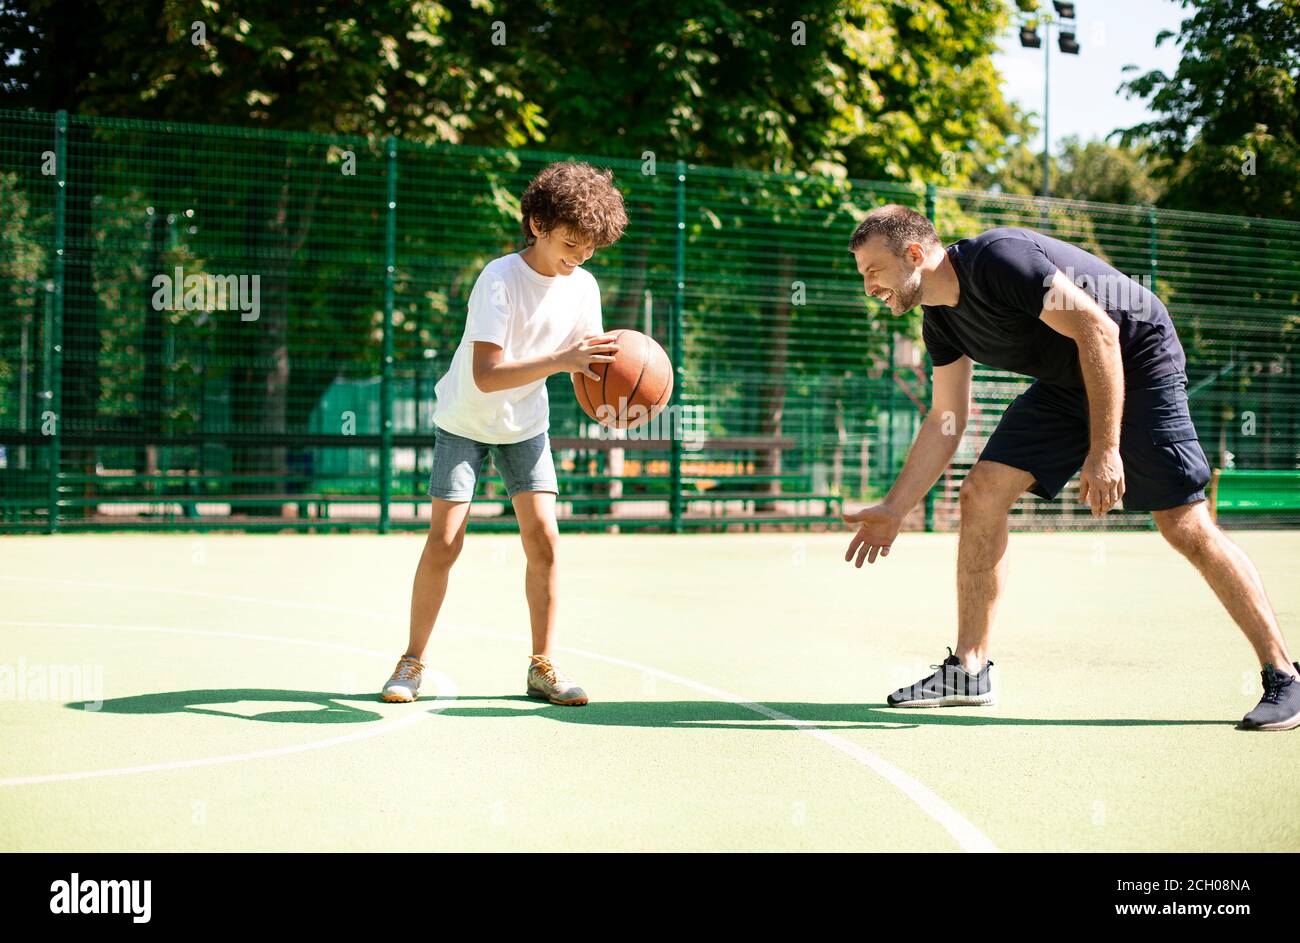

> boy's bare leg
[406,497,473,660]
[955,461,1035,672]
[1153,501,1295,672]
[512,490,560,657]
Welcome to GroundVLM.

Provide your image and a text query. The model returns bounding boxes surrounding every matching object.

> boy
[381,161,627,706]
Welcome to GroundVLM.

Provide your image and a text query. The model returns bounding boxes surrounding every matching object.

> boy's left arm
[1039,270,1125,516]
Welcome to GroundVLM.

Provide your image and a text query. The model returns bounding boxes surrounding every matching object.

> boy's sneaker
[526,656,589,706]
[1240,662,1300,731]
[381,655,425,703]
[886,647,995,708]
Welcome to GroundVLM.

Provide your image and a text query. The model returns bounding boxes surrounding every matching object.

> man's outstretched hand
[843,503,904,568]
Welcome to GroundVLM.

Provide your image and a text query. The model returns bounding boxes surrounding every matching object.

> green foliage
[974,136,1166,206]
[0,0,544,145]
[0,171,46,421]
[3,0,1026,185]
[1118,0,1300,220]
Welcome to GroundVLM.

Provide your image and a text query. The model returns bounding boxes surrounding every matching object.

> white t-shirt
[432,252,602,444]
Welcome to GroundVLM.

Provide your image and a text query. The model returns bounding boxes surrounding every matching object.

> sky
[992,0,1189,152]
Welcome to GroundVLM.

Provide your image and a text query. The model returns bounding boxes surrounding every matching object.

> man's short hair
[520,161,628,248]
[847,204,940,255]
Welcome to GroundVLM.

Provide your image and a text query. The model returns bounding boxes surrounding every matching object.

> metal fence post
[670,161,686,534]
[884,330,895,480]
[1147,205,1158,296]
[1147,205,1163,532]
[47,110,68,534]
[922,184,937,532]
[380,137,398,533]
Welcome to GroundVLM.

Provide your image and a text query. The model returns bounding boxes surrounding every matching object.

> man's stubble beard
[896,263,925,311]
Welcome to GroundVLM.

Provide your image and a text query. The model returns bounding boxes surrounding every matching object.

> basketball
[571,329,673,431]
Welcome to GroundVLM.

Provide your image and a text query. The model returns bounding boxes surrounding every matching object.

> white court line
[0,574,999,852]
[461,626,999,854]
[571,646,999,851]
[0,620,458,787]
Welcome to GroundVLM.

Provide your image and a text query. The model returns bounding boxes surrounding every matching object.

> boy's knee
[521,525,559,565]
[424,532,464,569]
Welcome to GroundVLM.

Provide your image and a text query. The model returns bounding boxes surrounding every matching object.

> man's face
[531,220,595,276]
[853,236,924,314]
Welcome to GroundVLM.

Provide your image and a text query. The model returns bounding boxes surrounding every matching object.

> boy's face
[529,218,595,276]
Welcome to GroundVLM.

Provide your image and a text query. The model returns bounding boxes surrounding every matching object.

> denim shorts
[426,426,558,502]
[979,371,1212,512]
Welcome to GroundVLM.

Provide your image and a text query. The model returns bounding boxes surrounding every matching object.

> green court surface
[2,530,1297,853]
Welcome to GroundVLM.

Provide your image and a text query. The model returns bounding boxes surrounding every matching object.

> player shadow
[64,690,1241,729]
[433,696,1237,730]
[66,688,389,724]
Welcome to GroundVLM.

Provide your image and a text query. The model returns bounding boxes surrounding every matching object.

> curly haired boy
[382,161,627,706]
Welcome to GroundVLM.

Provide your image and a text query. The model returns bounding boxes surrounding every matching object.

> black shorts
[979,371,1211,513]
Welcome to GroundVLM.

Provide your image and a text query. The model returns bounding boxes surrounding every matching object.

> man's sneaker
[526,655,589,706]
[1240,662,1300,731]
[886,647,995,708]
[381,655,425,703]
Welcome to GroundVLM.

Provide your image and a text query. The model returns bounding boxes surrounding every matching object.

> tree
[0,0,543,144]
[0,172,46,437]
[441,1,1025,185]
[974,135,1165,205]
[1054,138,1165,205]
[1,0,1027,182]
[1117,0,1300,220]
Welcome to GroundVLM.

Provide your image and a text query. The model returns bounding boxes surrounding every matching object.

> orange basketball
[571,329,673,431]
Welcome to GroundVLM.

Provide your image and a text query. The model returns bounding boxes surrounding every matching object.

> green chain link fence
[1,110,1296,533]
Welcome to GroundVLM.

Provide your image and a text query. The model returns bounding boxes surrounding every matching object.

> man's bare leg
[955,461,1035,673]
[1153,501,1294,673]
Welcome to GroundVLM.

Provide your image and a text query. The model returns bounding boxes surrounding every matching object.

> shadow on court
[66,689,386,724]
[67,690,1235,729]
[436,696,1235,729]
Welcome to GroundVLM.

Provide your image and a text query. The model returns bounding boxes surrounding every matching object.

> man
[842,204,1298,730]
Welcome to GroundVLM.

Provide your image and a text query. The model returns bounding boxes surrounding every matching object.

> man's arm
[882,356,973,514]
[844,355,972,566]
[1039,270,1125,515]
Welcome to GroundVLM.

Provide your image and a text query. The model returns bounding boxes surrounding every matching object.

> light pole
[1017,1,1081,198]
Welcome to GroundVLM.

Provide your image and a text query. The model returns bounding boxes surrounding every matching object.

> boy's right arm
[471,336,620,394]
[843,355,972,566]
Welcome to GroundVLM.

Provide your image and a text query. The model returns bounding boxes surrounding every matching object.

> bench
[1208,469,1300,521]
[37,465,844,528]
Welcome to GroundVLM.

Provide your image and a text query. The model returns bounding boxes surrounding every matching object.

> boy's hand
[843,503,904,567]
[562,334,620,381]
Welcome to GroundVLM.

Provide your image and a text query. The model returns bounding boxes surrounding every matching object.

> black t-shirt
[921,227,1186,388]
